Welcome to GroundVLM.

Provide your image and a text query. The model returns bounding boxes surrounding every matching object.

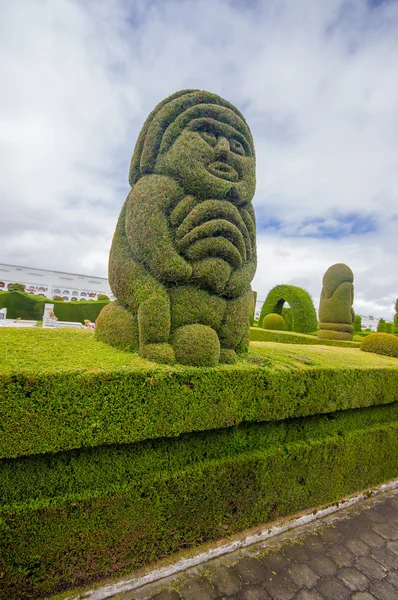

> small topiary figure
[360,333,398,358]
[97,294,110,302]
[318,263,354,341]
[262,313,285,330]
[353,314,362,333]
[377,318,386,333]
[259,285,317,334]
[96,89,257,366]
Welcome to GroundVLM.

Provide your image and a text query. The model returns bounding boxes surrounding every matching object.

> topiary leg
[138,292,175,364]
[218,288,252,363]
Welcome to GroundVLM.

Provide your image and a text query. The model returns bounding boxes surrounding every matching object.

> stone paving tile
[351,593,377,600]
[344,537,370,557]
[308,553,337,576]
[178,576,215,600]
[208,565,242,597]
[336,566,369,591]
[316,576,351,599]
[262,571,298,600]
[136,489,398,600]
[369,578,398,600]
[328,543,355,567]
[286,562,319,588]
[281,541,310,563]
[371,546,398,569]
[233,557,267,585]
[238,584,272,600]
[295,589,324,600]
[354,555,387,580]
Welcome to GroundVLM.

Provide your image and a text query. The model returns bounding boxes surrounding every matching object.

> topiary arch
[259,285,317,334]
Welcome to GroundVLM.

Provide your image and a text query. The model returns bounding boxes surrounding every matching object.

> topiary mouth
[207,161,239,182]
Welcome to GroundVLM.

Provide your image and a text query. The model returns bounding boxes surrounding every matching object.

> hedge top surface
[1,329,398,459]
[3,328,398,375]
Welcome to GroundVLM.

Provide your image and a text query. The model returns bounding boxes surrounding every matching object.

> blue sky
[1,0,397,318]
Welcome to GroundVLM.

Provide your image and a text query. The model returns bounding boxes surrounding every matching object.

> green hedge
[250,327,360,347]
[1,329,397,459]
[0,291,108,323]
[259,285,317,334]
[1,402,398,599]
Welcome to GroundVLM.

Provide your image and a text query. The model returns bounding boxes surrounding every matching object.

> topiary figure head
[129,89,255,207]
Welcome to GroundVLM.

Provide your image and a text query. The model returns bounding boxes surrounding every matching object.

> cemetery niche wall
[318,263,355,341]
[95,89,257,366]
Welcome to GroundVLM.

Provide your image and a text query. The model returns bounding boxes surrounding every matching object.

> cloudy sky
[1,0,397,319]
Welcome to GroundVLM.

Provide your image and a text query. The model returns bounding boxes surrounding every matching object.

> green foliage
[97,294,110,302]
[2,401,398,598]
[98,89,257,366]
[2,328,397,460]
[282,306,292,331]
[318,263,354,341]
[377,318,386,333]
[7,282,25,292]
[394,313,398,334]
[385,322,393,334]
[0,291,108,323]
[250,327,360,347]
[259,285,317,334]
[360,333,398,358]
[262,312,285,330]
[95,302,138,351]
[171,324,221,366]
[53,295,64,301]
[353,314,362,333]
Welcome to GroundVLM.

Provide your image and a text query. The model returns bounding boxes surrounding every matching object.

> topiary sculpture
[318,263,354,341]
[360,332,398,358]
[353,314,362,333]
[95,89,257,366]
[259,285,317,334]
[262,313,285,330]
[377,318,386,333]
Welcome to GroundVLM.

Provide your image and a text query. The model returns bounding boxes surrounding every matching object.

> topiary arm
[125,175,192,284]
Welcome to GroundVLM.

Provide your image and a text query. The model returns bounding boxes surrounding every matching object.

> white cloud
[1,0,397,318]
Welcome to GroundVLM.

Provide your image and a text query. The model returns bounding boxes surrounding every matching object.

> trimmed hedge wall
[2,403,398,599]
[1,330,398,598]
[259,285,317,334]
[250,327,360,347]
[0,291,108,323]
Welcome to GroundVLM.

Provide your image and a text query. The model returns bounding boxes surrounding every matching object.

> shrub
[262,313,285,330]
[7,282,25,292]
[0,291,107,323]
[95,302,138,352]
[385,322,393,334]
[377,318,386,333]
[97,89,257,366]
[53,295,64,301]
[97,294,110,302]
[259,285,317,334]
[353,314,362,333]
[318,263,354,341]
[282,306,293,331]
[360,332,398,358]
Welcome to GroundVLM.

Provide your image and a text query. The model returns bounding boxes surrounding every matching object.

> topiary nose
[215,136,230,160]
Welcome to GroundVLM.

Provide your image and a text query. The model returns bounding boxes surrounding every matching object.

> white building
[0,263,114,302]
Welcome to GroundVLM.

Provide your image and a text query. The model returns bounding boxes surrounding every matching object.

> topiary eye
[199,131,217,146]
[230,139,245,156]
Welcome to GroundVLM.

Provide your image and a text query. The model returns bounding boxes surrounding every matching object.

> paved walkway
[119,487,398,600]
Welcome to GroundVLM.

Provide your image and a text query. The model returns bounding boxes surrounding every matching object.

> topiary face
[155,117,255,206]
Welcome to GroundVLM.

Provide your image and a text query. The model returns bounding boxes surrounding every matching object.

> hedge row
[1,341,397,459]
[2,402,398,599]
[250,327,360,347]
[0,291,108,323]
[259,284,318,334]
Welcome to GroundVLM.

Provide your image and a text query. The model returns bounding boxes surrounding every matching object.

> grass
[1,327,397,376]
